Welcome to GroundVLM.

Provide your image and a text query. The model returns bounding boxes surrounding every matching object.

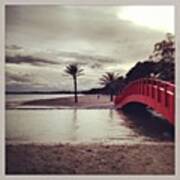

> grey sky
[5,6,174,92]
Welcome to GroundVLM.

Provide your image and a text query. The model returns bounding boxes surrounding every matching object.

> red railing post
[163,83,168,108]
[151,79,155,99]
[157,81,161,103]
[170,87,175,124]
[149,79,151,96]
[139,80,141,94]
[154,80,158,102]
[144,79,146,96]
[142,79,145,95]
[146,79,149,96]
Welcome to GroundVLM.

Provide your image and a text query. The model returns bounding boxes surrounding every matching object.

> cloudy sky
[5,6,174,92]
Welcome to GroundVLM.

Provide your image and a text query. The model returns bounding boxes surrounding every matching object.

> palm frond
[65,64,84,77]
[99,72,119,86]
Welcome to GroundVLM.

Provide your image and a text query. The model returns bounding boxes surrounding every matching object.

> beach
[6,94,175,175]
[6,143,174,175]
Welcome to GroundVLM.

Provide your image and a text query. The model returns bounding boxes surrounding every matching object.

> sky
[5,6,174,92]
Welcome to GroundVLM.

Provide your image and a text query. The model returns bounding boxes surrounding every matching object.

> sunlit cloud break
[117,6,174,33]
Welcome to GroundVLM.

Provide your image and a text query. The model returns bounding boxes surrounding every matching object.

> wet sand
[7,95,114,109]
[6,143,174,175]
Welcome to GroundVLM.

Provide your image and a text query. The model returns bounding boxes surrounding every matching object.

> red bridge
[114,78,175,125]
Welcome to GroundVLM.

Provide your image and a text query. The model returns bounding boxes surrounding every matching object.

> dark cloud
[6,55,60,66]
[6,72,30,83]
[57,51,117,64]
[56,51,121,69]
[6,44,23,50]
[6,48,122,69]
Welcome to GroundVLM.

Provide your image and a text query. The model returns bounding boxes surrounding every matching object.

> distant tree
[65,64,83,103]
[100,72,120,101]
[112,76,125,94]
[150,33,175,62]
[125,59,174,84]
[125,61,156,83]
[154,59,174,83]
[149,33,175,83]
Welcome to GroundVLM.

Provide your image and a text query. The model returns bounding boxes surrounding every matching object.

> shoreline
[6,142,174,175]
[6,95,114,109]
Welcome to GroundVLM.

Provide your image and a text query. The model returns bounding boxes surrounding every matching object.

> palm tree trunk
[73,76,78,103]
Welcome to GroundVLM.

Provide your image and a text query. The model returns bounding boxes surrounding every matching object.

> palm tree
[100,72,119,101]
[65,64,83,103]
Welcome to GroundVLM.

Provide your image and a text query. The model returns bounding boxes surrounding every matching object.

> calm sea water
[6,109,152,145]
[6,95,173,145]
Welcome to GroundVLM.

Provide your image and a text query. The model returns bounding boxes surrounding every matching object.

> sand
[20,95,114,108]
[6,143,174,175]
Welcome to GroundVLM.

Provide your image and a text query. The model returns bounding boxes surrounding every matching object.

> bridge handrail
[115,78,175,125]
[119,78,175,96]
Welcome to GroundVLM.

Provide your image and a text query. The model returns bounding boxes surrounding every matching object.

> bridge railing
[115,78,175,125]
